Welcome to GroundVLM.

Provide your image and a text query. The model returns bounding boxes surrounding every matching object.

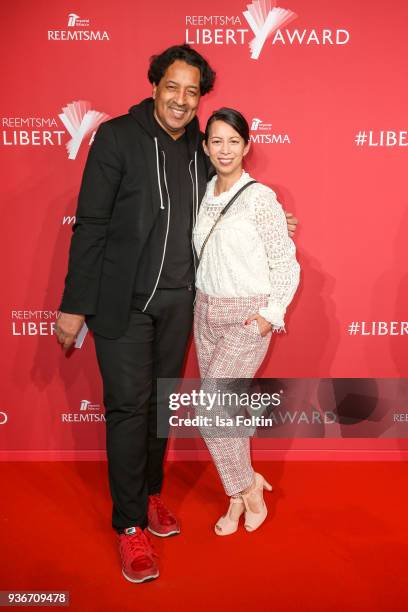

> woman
[193,108,300,535]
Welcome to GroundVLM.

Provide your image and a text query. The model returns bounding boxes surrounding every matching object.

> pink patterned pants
[194,291,271,496]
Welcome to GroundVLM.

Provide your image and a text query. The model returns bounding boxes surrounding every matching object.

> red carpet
[1,461,407,611]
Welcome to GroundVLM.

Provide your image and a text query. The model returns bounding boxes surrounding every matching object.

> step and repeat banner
[1,0,407,459]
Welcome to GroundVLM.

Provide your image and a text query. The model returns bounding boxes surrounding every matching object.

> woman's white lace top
[193,171,300,331]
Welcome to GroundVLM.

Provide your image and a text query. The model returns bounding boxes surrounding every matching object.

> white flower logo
[243,0,297,59]
[58,101,109,160]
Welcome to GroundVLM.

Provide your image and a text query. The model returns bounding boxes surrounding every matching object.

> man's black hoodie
[60,98,210,338]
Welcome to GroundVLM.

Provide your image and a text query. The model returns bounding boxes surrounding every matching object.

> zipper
[142,149,171,312]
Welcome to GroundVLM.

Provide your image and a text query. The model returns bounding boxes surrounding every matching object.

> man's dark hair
[205,108,250,144]
[148,44,216,96]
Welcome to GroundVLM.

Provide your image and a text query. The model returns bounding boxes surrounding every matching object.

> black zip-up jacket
[59,98,210,338]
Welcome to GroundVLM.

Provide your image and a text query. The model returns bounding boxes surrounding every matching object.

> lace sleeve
[250,186,300,331]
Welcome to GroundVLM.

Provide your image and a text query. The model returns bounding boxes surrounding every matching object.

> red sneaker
[118,527,159,583]
[147,494,181,537]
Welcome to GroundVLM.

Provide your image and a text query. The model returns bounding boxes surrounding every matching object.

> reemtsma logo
[68,14,80,27]
[251,117,273,131]
[250,116,291,144]
[48,13,109,41]
[79,400,100,411]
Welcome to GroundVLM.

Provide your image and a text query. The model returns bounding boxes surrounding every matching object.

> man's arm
[56,121,123,349]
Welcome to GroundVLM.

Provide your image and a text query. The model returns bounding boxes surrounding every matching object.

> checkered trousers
[193,291,271,496]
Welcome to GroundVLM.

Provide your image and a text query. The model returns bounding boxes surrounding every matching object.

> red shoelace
[149,495,177,526]
[120,528,157,571]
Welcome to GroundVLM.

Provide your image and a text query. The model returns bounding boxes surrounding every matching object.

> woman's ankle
[241,480,264,513]
[240,478,256,496]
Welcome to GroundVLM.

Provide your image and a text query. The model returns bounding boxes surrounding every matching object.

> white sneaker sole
[122,568,159,584]
[147,526,180,538]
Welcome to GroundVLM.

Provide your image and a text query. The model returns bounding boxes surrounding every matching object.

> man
[56,44,298,584]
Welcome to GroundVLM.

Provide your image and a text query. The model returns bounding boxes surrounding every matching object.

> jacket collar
[129,97,202,157]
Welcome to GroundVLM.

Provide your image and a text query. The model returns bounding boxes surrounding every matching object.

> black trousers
[94,287,194,532]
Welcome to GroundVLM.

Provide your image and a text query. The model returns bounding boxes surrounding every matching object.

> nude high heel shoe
[241,473,273,532]
[214,496,245,536]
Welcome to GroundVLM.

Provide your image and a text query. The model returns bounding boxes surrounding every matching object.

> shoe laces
[149,495,176,526]
[120,528,157,567]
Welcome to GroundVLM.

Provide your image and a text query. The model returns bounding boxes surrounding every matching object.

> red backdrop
[1,0,407,459]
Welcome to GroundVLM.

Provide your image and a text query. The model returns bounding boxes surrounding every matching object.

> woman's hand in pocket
[245,314,272,337]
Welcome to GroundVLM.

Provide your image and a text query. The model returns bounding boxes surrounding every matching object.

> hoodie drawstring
[154,137,165,210]
[194,151,199,221]
[143,143,198,312]
[161,151,171,209]
[189,159,195,226]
